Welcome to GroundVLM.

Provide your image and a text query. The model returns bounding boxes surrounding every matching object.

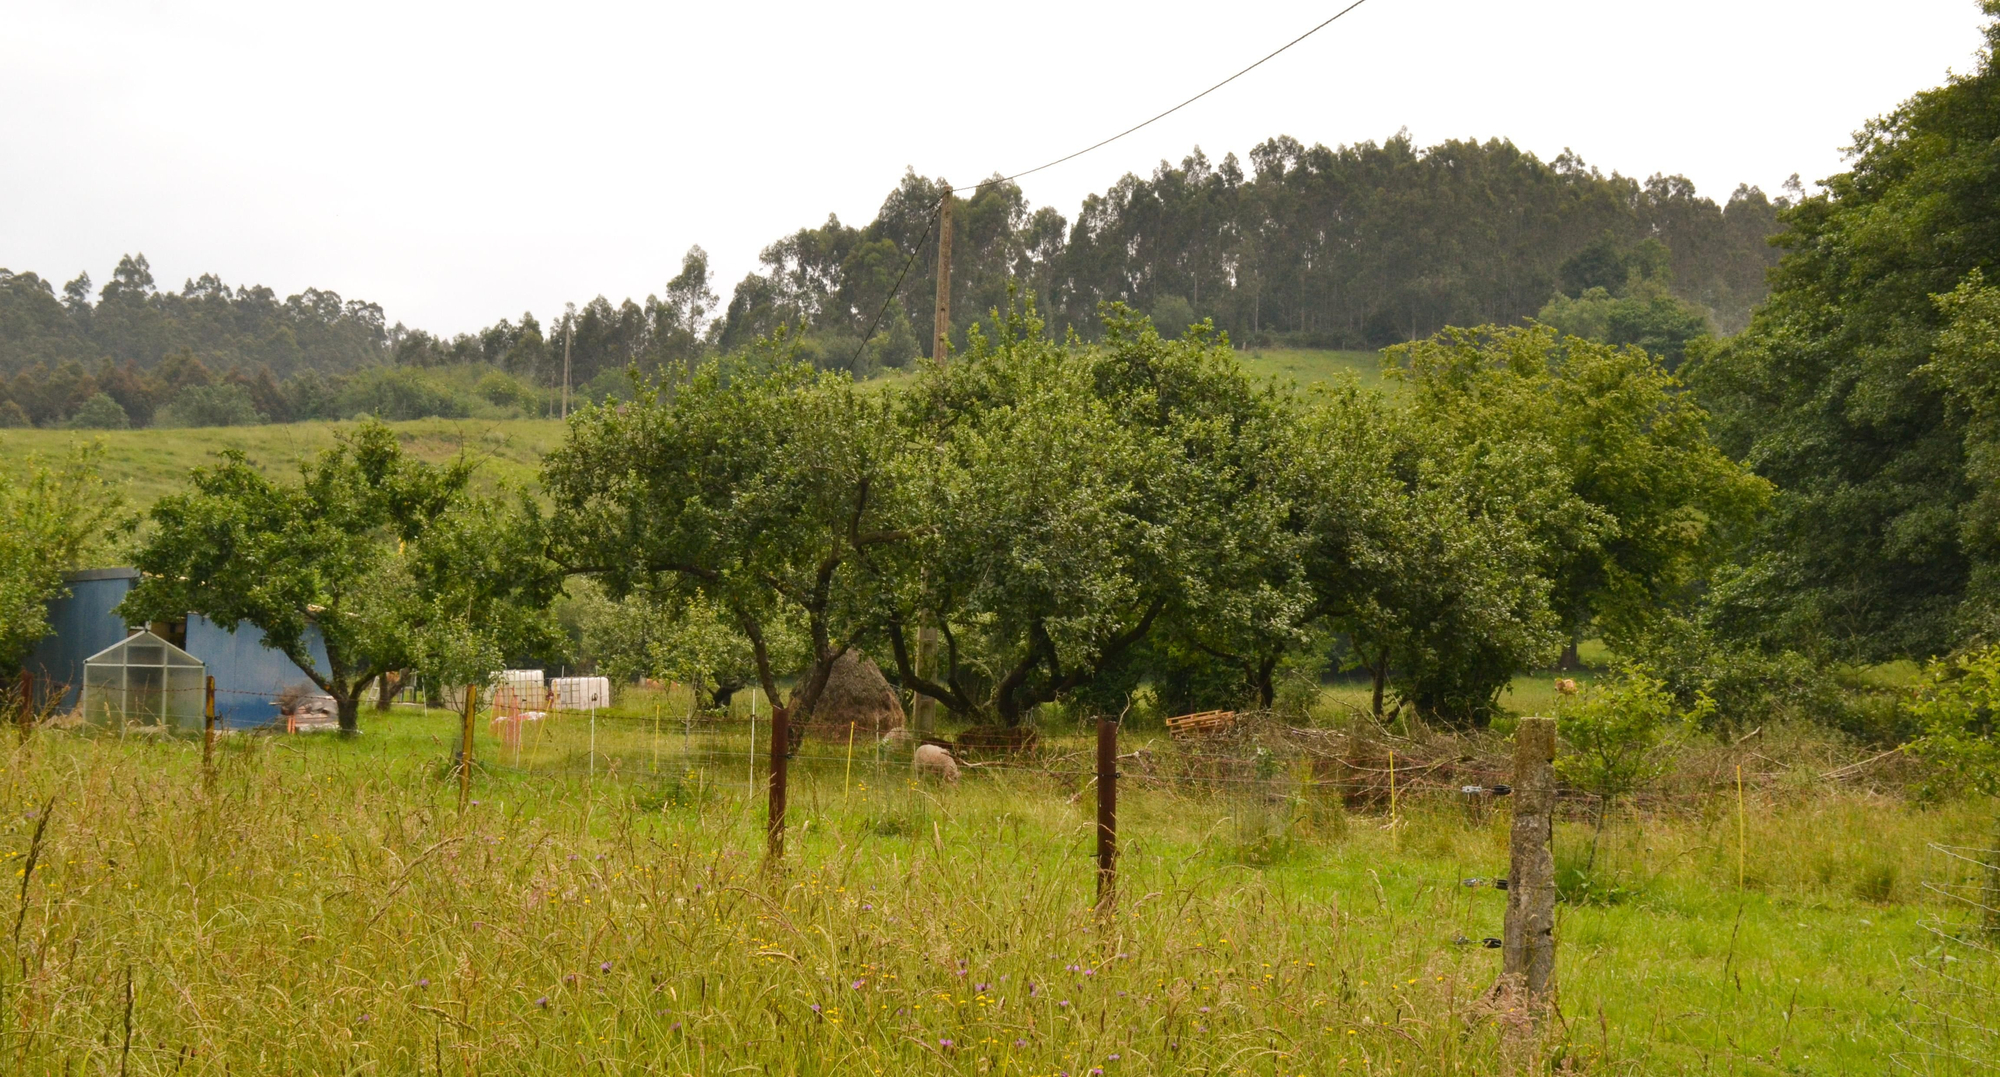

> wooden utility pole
[561,315,573,420]
[913,184,953,738]
[1501,716,1558,1013]
[932,184,953,363]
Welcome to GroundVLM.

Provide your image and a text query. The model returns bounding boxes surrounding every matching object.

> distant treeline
[719,135,1784,376]
[0,132,1784,428]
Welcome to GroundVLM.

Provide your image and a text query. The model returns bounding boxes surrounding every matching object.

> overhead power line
[851,0,1378,368]
[966,0,1376,195]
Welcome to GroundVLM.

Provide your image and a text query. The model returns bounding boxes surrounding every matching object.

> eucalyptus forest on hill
[0,132,1774,429]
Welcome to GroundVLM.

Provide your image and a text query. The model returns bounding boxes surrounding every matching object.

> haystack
[788,650,906,740]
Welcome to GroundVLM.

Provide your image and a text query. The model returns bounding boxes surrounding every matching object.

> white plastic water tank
[551,676,611,711]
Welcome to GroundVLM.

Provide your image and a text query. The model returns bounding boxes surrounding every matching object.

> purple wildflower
[1059,999,1071,1008]
[358,1013,371,1024]
[565,973,577,985]
[811,1003,822,1013]
[1066,964,1080,972]
[939,1038,954,1049]
[975,982,990,992]
[670,1021,682,1032]
[851,980,865,990]
[536,996,549,1008]
[600,961,612,973]
[1083,968,1096,977]
[1013,1039,1028,1048]
[1198,1006,1210,1013]
[417,978,430,988]
[1108,1053,1120,1061]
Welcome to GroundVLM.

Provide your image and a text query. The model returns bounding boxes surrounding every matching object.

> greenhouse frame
[79,630,207,733]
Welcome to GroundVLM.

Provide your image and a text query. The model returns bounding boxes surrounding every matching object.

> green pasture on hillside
[0,417,564,512]
[1236,348,1388,391]
[0,350,1386,514]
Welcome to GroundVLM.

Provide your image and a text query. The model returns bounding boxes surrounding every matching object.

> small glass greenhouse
[79,630,206,733]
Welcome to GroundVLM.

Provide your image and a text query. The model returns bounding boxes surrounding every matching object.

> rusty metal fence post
[203,675,217,776]
[1502,716,1557,1013]
[16,670,32,743]
[1096,715,1117,908]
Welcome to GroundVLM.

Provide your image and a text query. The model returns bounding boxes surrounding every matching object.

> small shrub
[1908,645,2000,798]
[338,367,470,421]
[1557,670,1698,812]
[477,370,535,410]
[65,393,130,429]
[157,383,261,427]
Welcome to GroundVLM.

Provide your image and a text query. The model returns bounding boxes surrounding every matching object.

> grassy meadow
[1235,348,1389,392]
[1,700,1992,1075]
[0,417,565,512]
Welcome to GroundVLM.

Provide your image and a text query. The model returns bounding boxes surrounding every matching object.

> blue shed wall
[25,570,139,711]
[185,616,331,729]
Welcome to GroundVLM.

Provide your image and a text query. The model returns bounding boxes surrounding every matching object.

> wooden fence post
[767,705,789,863]
[1502,716,1558,1012]
[459,684,478,809]
[1096,715,1117,909]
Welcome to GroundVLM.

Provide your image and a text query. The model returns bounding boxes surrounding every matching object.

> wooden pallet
[1166,709,1237,740]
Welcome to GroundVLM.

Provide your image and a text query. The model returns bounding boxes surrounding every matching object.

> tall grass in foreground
[0,719,1989,1075]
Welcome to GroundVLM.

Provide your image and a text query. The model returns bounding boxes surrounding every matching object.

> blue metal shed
[25,569,140,712]
[186,615,331,730]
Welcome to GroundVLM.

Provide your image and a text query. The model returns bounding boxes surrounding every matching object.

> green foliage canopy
[0,446,124,669]
[1689,4,2000,660]
[1395,326,1769,657]
[544,343,918,725]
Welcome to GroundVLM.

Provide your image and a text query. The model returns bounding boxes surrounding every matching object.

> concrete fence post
[1502,716,1557,1012]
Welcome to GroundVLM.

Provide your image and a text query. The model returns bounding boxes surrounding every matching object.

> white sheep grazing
[912,743,959,783]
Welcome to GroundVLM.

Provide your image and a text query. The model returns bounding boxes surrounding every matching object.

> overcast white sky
[2,0,1990,335]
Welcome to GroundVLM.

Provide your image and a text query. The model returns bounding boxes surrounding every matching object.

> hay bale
[788,651,906,741]
[913,743,959,782]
